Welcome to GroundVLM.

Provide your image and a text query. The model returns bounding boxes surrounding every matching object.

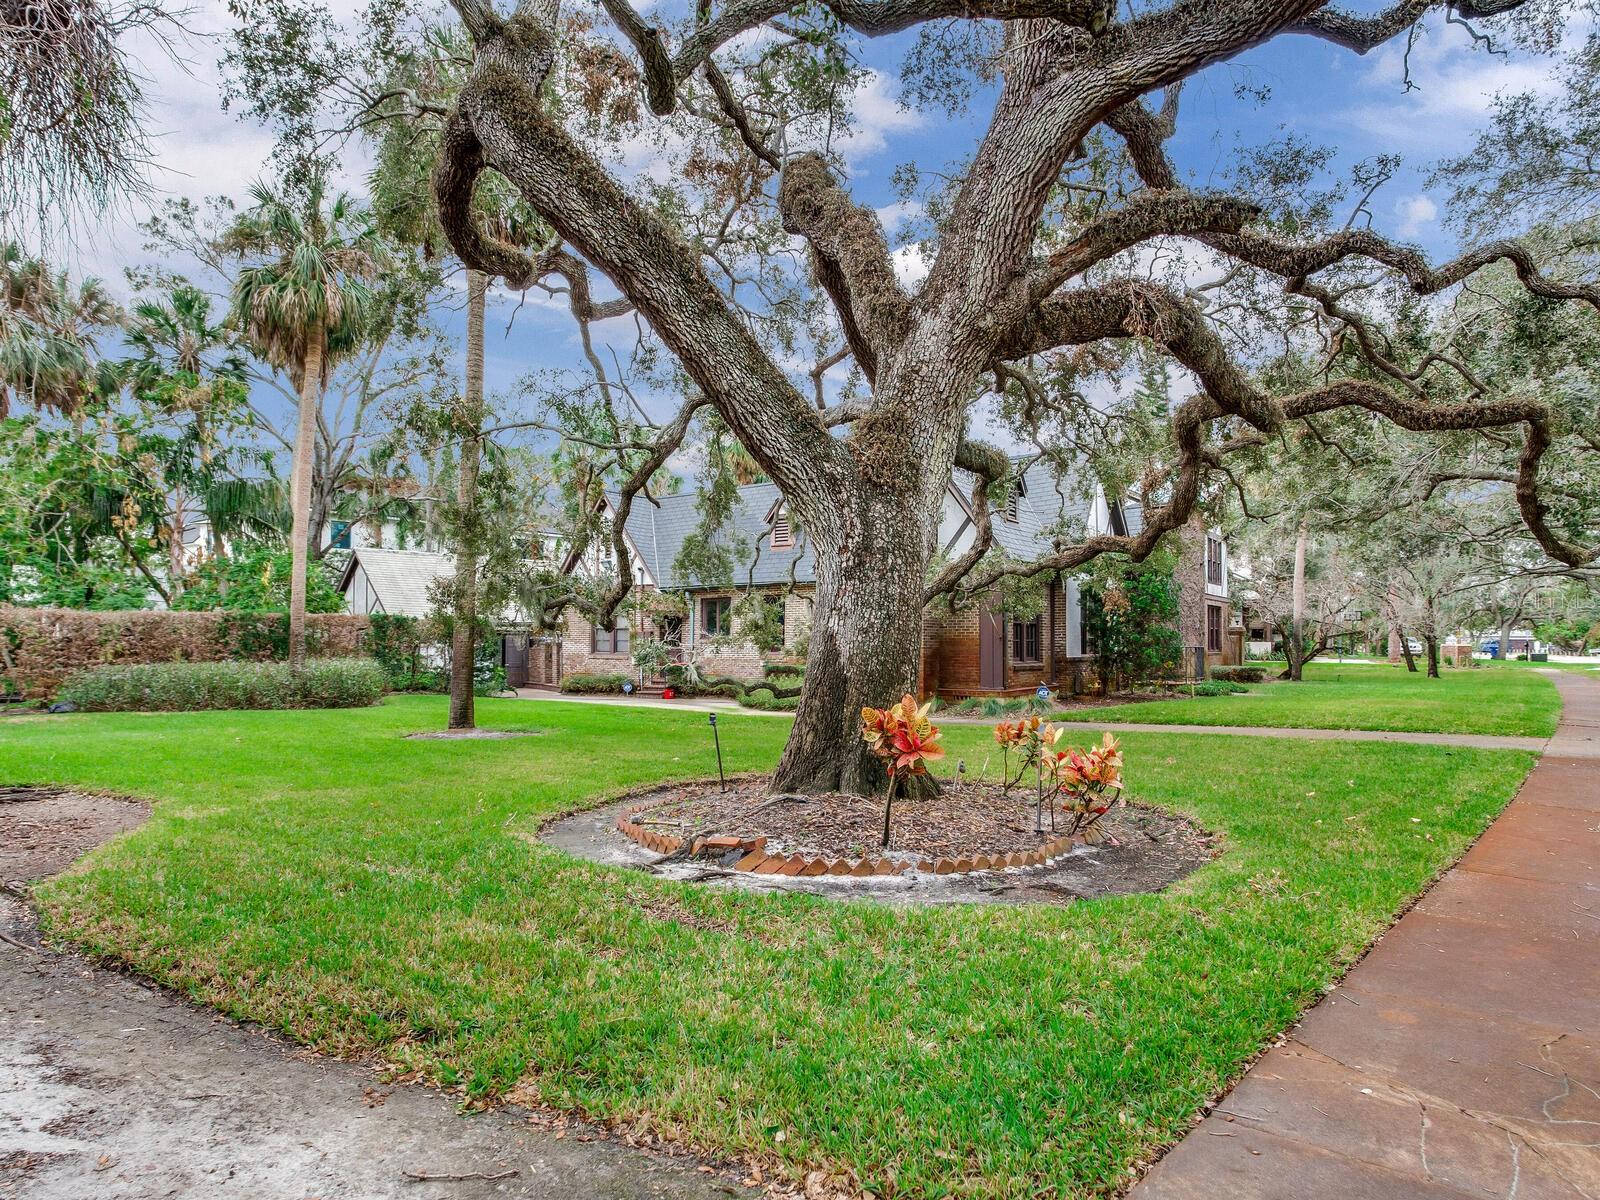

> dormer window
[1002,477,1025,524]
[771,508,793,549]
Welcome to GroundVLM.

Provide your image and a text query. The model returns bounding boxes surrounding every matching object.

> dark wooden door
[979,604,1005,690]
[502,635,529,688]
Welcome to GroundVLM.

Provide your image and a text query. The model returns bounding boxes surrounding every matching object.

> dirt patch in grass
[0,786,149,884]
[624,777,1213,869]
[403,728,546,741]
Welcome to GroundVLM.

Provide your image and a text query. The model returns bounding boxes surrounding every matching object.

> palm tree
[128,282,276,590]
[0,241,121,419]
[224,178,382,671]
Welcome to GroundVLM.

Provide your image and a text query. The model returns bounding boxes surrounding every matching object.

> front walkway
[508,690,1554,751]
[1131,671,1600,1199]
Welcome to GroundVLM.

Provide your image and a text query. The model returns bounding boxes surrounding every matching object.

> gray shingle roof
[339,548,453,618]
[954,457,1100,560]
[614,483,816,590]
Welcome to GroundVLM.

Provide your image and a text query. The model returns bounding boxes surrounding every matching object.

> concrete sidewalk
[1051,721,1556,753]
[1131,671,1600,1199]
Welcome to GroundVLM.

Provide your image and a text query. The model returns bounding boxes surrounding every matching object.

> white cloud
[55,3,380,293]
[1338,15,1565,151]
[1393,193,1438,239]
[874,199,924,237]
[891,242,930,289]
[789,70,926,168]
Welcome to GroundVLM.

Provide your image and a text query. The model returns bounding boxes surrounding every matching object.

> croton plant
[995,719,1125,842]
[861,694,945,849]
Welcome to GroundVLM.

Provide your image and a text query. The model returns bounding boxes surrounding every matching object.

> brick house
[540,459,1236,696]
[1176,517,1243,671]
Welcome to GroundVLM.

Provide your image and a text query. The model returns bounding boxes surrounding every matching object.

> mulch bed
[624,777,1210,863]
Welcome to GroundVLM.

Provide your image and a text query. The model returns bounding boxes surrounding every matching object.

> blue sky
[70,3,1566,434]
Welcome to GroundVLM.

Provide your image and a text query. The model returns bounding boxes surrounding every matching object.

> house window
[1205,536,1224,586]
[1011,616,1042,664]
[330,520,352,550]
[591,620,630,655]
[1001,476,1026,524]
[771,510,793,549]
[1206,604,1223,653]
[699,596,732,639]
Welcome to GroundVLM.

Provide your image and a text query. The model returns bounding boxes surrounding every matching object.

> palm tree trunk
[448,270,487,730]
[288,333,324,674]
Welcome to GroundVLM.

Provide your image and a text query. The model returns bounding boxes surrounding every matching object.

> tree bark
[1425,634,1440,678]
[770,481,934,795]
[448,269,487,731]
[1496,617,1512,661]
[1288,521,1307,681]
[1398,627,1419,673]
[288,331,324,675]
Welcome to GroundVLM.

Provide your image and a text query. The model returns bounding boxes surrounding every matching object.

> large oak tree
[422,0,1599,794]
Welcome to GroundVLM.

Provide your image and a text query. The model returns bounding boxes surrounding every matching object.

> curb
[614,802,1086,877]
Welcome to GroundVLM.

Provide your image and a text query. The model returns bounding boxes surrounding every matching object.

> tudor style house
[533,458,1239,697]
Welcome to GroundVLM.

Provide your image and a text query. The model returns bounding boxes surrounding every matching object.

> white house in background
[338,548,457,619]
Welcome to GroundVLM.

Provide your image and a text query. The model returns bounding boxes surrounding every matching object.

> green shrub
[58,658,386,711]
[391,670,444,693]
[560,673,630,695]
[737,689,800,711]
[1211,666,1266,684]
[762,661,806,679]
[1164,679,1247,697]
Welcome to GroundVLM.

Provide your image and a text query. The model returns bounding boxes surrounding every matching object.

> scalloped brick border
[614,801,1084,877]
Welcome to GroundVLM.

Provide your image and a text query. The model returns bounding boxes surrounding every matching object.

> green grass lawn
[3,697,1534,1197]
[1057,661,1561,737]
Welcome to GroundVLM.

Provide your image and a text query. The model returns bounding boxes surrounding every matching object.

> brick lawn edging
[613,800,1088,877]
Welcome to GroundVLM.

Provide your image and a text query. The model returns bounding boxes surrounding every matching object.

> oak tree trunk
[1426,634,1440,678]
[1496,619,1512,660]
[287,331,324,675]
[448,270,487,730]
[770,482,932,796]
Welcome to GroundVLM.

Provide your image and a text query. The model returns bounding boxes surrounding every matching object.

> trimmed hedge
[1211,666,1267,684]
[57,658,387,712]
[737,690,800,711]
[560,673,631,695]
[0,605,369,700]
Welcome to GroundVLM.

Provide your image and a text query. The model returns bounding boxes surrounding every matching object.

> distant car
[1480,640,1499,656]
[1406,639,1423,654]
